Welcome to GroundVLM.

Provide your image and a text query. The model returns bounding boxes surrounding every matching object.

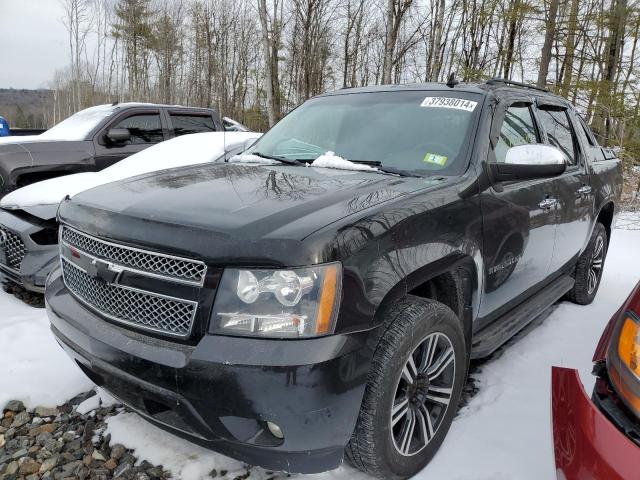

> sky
[0,0,70,89]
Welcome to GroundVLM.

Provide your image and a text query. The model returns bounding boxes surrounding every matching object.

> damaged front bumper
[0,208,58,292]
[46,267,373,474]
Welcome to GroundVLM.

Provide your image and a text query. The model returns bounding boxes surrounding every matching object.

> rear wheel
[565,222,608,305]
[346,296,467,479]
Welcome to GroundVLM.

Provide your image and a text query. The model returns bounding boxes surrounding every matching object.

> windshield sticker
[423,153,448,166]
[420,97,478,112]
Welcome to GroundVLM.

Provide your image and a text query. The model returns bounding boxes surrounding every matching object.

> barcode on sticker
[420,97,478,112]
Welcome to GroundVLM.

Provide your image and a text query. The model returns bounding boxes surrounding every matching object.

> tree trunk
[560,0,579,96]
[502,0,520,80]
[430,0,446,81]
[257,0,276,126]
[593,0,627,144]
[537,0,559,88]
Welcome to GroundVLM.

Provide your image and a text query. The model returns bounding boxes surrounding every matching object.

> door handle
[539,198,558,210]
[577,185,592,196]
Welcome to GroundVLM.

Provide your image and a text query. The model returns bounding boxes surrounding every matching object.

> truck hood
[0,138,92,156]
[60,163,433,265]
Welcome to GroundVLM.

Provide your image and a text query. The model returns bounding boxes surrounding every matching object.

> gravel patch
[0,392,172,480]
[1,282,44,309]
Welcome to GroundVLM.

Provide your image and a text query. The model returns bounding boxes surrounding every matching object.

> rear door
[479,96,559,319]
[93,108,166,170]
[535,104,594,273]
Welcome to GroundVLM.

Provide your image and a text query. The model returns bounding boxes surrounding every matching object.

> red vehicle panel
[552,367,640,480]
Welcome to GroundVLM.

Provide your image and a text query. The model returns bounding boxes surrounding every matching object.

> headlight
[211,263,342,338]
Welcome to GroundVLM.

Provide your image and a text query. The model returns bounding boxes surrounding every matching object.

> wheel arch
[13,165,88,189]
[595,201,615,246]
[373,254,478,351]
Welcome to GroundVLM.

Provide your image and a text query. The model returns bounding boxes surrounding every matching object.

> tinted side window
[577,116,595,146]
[576,114,606,162]
[170,114,216,136]
[112,113,163,144]
[537,109,577,164]
[494,105,538,163]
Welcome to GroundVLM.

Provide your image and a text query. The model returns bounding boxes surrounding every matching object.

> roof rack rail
[486,78,549,93]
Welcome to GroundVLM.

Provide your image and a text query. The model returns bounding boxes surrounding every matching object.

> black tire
[346,296,467,479]
[565,222,608,305]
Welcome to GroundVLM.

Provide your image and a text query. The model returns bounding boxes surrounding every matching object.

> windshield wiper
[251,151,303,166]
[347,160,421,178]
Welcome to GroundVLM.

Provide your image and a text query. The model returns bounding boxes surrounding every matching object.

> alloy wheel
[588,235,604,295]
[390,332,456,457]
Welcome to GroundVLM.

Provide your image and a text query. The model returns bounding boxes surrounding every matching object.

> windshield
[249,90,482,175]
[40,105,116,141]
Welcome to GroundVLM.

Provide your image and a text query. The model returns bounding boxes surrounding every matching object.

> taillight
[607,282,640,417]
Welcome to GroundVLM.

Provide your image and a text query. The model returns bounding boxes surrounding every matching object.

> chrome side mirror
[490,144,568,182]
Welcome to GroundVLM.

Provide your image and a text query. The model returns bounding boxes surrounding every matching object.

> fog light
[266,421,284,439]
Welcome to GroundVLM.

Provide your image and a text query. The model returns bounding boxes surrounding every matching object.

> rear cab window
[169,113,217,137]
[576,114,607,162]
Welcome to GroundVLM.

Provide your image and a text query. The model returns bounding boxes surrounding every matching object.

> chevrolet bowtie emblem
[86,258,120,284]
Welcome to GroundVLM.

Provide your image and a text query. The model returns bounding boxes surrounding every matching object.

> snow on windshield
[38,104,116,141]
[310,151,379,171]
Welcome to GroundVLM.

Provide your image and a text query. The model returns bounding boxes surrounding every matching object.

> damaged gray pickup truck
[0,102,224,198]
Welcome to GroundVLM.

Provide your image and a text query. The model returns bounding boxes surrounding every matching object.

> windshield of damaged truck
[249,90,482,175]
[39,105,116,141]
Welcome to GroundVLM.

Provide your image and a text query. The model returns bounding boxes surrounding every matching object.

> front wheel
[346,296,467,479]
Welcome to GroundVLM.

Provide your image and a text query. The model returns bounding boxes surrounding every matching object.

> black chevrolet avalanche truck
[45,80,622,478]
[0,102,223,198]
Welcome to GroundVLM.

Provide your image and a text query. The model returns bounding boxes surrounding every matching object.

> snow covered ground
[1,221,639,479]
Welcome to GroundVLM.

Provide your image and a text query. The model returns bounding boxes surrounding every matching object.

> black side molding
[471,275,575,359]
[489,162,567,182]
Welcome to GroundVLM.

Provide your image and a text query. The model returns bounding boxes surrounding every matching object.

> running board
[471,275,575,359]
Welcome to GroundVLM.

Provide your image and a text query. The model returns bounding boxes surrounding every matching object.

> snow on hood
[310,151,379,172]
[0,131,261,209]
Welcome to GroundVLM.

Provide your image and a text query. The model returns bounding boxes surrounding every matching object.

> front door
[93,109,166,170]
[479,99,559,320]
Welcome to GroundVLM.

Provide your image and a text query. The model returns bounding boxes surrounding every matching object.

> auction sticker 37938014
[421,96,478,112]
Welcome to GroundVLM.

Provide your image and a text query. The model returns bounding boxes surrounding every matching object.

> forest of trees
[27,0,640,161]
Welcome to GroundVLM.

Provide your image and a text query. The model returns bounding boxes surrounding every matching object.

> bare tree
[537,0,560,87]
[257,0,283,125]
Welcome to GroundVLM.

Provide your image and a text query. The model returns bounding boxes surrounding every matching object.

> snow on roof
[0,131,261,209]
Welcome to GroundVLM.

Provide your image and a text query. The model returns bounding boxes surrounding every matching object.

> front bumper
[551,367,640,480]
[46,269,373,474]
[0,209,58,292]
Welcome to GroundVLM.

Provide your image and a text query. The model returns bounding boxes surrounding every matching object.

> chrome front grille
[61,226,206,285]
[61,258,197,337]
[0,225,26,271]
